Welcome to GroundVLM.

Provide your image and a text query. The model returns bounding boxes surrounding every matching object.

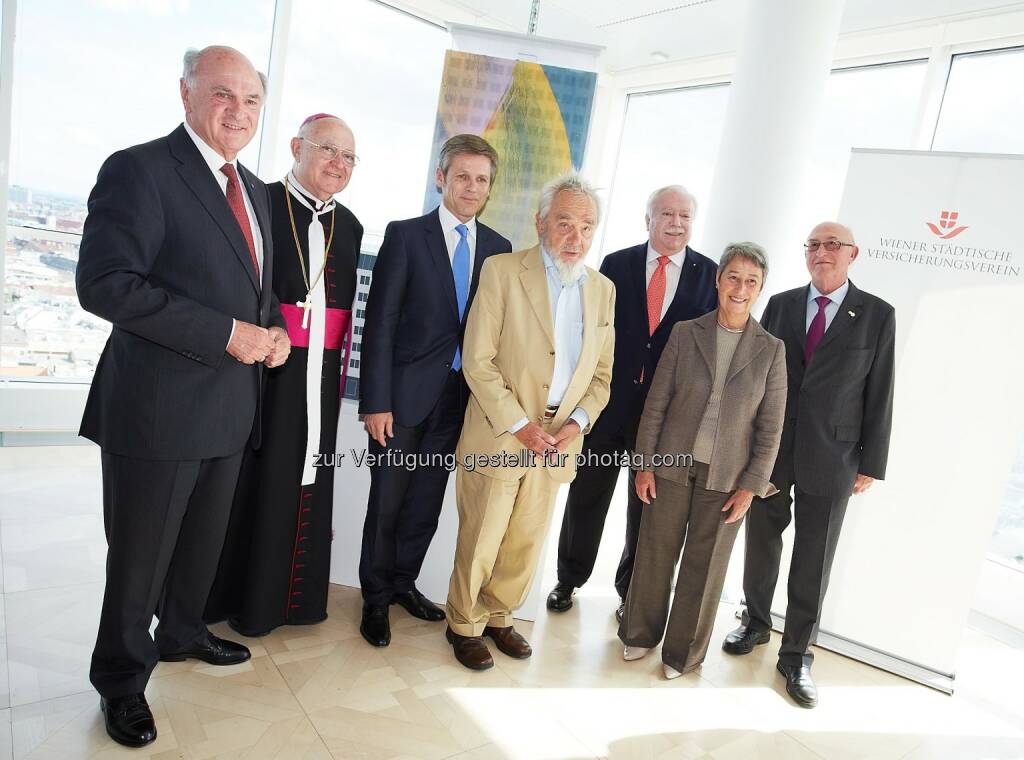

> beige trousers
[446,466,561,636]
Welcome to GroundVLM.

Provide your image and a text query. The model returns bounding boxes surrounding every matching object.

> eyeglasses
[299,137,359,167]
[804,239,854,253]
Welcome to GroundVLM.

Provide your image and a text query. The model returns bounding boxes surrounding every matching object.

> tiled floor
[0,446,1022,759]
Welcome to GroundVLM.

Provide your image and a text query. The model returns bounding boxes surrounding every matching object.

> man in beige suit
[445,173,616,670]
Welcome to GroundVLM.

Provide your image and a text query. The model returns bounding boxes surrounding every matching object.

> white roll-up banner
[762,149,1024,692]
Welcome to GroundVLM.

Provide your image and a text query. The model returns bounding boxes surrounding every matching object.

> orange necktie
[647,255,671,335]
[640,255,672,383]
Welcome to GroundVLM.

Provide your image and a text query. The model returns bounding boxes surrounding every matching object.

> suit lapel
[693,311,716,375]
[813,280,864,356]
[787,285,810,363]
[169,126,259,294]
[630,243,649,328]
[467,223,491,315]
[725,324,767,384]
[424,209,460,320]
[656,246,697,333]
[238,163,270,294]
[520,247,556,348]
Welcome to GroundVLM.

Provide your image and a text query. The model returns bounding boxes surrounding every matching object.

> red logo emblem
[927,210,968,239]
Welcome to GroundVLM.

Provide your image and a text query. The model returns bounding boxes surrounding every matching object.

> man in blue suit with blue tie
[358,135,512,647]
[547,185,719,620]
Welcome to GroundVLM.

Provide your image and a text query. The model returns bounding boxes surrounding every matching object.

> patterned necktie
[647,255,672,335]
[220,163,260,280]
[805,295,831,361]
[451,223,471,371]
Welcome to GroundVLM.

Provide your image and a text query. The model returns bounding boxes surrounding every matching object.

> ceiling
[396,0,1024,70]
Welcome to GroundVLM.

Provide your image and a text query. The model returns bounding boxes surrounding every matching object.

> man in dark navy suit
[358,135,512,647]
[547,185,718,620]
[722,221,895,709]
[76,46,288,747]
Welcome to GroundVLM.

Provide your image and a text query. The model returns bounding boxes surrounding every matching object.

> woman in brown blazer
[618,242,786,679]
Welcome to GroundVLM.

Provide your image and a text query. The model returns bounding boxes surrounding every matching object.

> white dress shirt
[646,244,684,320]
[183,121,264,347]
[806,279,850,334]
[508,247,590,434]
[438,201,477,268]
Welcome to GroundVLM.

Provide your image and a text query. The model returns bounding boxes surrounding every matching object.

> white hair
[645,184,697,218]
[537,171,602,225]
[182,46,267,93]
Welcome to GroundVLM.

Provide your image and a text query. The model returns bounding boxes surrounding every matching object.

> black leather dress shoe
[101,693,157,748]
[391,588,445,621]
[360,603,391,646]
[159,632,250,665]
[546,583,574,612]
[722,624,770,655]
[615,600,625,624]
[777,662,818,708]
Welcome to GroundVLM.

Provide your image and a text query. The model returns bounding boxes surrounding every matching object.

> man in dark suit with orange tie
[722,221,895,709]
[546,185,718,620]
[76,45,288,747]
[358,135,512,648]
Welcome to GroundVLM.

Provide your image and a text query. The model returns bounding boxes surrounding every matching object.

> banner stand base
[735,605,955,695]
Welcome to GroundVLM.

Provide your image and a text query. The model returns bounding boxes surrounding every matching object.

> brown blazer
[456,246,616,483]
[634,310,787,497]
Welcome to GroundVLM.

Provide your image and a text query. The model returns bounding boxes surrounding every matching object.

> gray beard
[552,255,586,285]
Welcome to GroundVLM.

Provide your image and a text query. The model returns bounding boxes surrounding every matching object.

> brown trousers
[618,463,742,673]
[446,466,561,636]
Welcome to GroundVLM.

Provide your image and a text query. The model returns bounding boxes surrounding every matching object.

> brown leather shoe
[483,625,532,659]
[445,626,494,670]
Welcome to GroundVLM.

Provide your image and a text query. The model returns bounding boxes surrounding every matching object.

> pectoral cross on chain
[296,292,313,329]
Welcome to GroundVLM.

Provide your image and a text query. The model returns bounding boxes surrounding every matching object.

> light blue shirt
[507,247,590,434]
[806,280,850,334]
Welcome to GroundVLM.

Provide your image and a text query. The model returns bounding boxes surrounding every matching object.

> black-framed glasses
[804,239,854,253]
[299,137,359,167]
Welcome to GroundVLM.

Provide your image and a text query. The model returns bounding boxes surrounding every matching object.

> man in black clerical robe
[206,115,361,635]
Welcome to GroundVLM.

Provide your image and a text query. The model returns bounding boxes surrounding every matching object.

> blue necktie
[452,223,470,371]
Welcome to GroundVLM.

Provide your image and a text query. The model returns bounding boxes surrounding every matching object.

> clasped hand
[227,322,291,368]
[514,420,580,458]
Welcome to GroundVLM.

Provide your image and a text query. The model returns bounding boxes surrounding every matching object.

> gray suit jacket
[760,281,895,498]
[634,310,787,497]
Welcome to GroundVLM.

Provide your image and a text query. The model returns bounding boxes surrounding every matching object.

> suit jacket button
[549,350,555,356]
[444,362,451,368]
[633,379,639,385]
[542,384,549,389]
[646,343,651,349]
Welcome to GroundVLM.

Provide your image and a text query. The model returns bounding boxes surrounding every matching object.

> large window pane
[933,47,1024,153]
[798,60,928,229]
[269,0,448,238]
[2,0,276,379]
[932,47,1024,579]
[600,84,729,259]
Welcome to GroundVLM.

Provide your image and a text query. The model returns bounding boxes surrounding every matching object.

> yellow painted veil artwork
[423,51,597,250]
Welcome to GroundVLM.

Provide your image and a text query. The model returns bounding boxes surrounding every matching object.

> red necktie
[640,256,672,383]
[220,163,260,280]
[805,295,831,361]
[647,255,671,335]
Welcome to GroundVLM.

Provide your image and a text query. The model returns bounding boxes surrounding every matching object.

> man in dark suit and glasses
[722,221,895,709]
[76,45,289,747]
[546,185,718,620]
[358,134,512,647]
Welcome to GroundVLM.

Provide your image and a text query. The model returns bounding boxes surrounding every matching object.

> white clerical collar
[286,171,335,213]
[809,279,849,305]
[438,201,477,237]
[646,243,684,268]
[183,121,237,175]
